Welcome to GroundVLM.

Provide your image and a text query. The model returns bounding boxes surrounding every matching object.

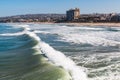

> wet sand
[63,23,120,27]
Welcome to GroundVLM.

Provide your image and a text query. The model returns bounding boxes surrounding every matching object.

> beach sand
[8,22,120,27]
[34,22,120,27]
[62,23,120,27]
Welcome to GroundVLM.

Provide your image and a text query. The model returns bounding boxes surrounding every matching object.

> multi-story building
[111,14,120,22]
[66,8,80,21]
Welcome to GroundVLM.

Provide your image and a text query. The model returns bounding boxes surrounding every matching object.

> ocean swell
[0,24,72,80]
[21,25,88,80]
[0,24,88,80]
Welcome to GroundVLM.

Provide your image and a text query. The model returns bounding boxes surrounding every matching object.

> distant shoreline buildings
[66,8,80,21]
[66,8,120,23]
[0,8,120,23]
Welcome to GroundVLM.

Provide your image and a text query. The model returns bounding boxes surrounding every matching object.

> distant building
[66,8,80,21]
[110,14,120,22]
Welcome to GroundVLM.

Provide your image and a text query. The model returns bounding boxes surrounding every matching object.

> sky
[0,0,120,17]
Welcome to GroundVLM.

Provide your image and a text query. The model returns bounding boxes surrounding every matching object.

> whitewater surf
[0,23,120,80]
[0,24,87,80]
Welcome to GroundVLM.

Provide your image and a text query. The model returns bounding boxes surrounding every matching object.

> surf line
[21,25,88,80]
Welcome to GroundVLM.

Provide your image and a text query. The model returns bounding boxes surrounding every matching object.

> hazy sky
[0,0,120,17]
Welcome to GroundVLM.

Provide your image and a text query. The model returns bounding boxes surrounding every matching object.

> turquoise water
[0,23,120,80]
[0,24,71,80]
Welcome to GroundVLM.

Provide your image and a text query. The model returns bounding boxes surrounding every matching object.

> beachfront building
[110,14,120,22]
[66,8,80,21]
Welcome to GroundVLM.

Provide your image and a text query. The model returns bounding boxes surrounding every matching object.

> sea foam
[17,24,88,80]
[33,25,120,47]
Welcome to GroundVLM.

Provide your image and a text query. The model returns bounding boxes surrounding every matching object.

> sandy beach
[62,23,120,27]
[8,22,120,27]
[32,22,120,27]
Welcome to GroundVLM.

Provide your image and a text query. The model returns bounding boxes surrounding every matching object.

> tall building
[66,8,80,21]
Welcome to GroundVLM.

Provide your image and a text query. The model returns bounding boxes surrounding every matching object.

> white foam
[39,42,87,80]
[10,24,120,80]
[89,75,120,80]
[0,24,31,36]
[72,52,120,80]
[18,24,88,80]
[34,30,51,34]
[32,25,120,46]
[59,34,120,46]
[0,31,26,36]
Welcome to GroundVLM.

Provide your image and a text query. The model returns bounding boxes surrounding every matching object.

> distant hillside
[0,14,66,23]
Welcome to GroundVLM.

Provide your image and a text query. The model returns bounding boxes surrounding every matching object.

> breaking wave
[21,25,88,80]
[0,24,88,80]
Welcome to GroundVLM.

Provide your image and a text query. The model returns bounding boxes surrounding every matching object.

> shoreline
[1,22,120,27]
[61,23,120,27]
[27,22,120,27]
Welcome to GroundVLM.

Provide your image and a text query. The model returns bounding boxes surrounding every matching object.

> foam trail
[31,25,120,47]
[0,31,26,36]
[39,42,87,80]
[0,25,30,36]
[21,25,88,80]
[59,34,120,47]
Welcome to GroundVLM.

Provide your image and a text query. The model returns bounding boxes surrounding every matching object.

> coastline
[30,22,120,27]
[61,23,120,27]
[2,22,120,27]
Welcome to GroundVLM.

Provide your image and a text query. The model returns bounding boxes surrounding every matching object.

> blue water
[0,24,71,80]
[0,23,120,80]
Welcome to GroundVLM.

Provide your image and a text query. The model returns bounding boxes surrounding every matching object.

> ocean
[0,23,120,80]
